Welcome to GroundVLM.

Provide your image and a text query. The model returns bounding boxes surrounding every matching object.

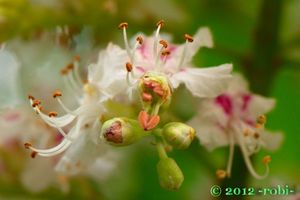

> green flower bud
[100,117,145,146]
[157,157,184,190]
[162,122,195,149]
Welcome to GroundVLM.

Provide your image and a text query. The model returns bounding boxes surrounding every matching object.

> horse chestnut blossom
[117,20,232,131]
[189,74,283,179]
[19,20,234,190]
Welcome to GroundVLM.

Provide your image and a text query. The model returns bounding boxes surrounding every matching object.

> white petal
[0,49,21,108]
[189,27,213,54]
[55,128,107,175]
[188,100,229,151]
[226,73,249,93]
[248,95,276,116]
[260,130,283,151]
[21,157,56,192]
[171,64,233,97]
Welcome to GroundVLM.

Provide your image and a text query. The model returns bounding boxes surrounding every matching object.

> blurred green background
[0,0,299,199]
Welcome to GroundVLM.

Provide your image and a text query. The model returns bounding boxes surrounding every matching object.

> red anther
[60,67,69,75]
[53,90,62,98]
[125,62,133,72]
[136,36,143,45]
[48,111,58,117]
[31,151,37,158]
[118,22,128,29]
[32,99,41,107]
[159,40,168,48]
[184,34,194,42]
[28,95,35,100]
[24,142,32,149]
[73,55,81,62]
[66,63,74,70]
[161,49,171,56]
[156,20,165,28]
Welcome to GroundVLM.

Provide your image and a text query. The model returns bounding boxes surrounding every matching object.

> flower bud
[100,117,144,146]
[138,72,172,109]
[156,157,184,190]
[162,122,195,149]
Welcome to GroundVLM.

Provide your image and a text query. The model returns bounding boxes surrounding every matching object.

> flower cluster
[0,20,282,191]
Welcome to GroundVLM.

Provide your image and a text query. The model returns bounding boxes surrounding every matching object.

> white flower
[118,21,232,98]
[189,74,283,179]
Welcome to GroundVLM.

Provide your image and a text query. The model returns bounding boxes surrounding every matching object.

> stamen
[263,155,271,165]
[156,20,165,28]
[159,40,168,48]
[253,132,260,139]
[153,20,165,58]
[226,132,235,177]
[31,151,37,158]
[53,90,62,98]
[257,115,266,125]
[142,92,152,102]
[25,139,72,157]
[32,99,41,107]
[177,33,194,70]
[184,34,194,42]
[73,55,81,62]
[48,111,58,117]
[73,55,84,86]
[24,142,32,149]
[28,95,35,100]
[136,36,143,45]
[119,22,133,62]
[125,62,133,72]
[118,22,128,29]
[234,124,269,179]
[216,169,227,179]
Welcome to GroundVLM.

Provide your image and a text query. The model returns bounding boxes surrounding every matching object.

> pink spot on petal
[215,94,232,115]
[242,94,252,111]
[3,112,21,122]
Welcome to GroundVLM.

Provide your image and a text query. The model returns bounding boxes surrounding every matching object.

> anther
[48,111,58,117]
[257,115,266,125]
[159,40,168,48]
[31,151,37,158]
[184,34,194,42]
[125,62,133,72]
[156,20,165,28]
[53,90,62,98]
[28,95,35,100]
[32,99,41,107]
[263,155,271,165]
[243,129,251,136]
[118,22,128,29]
[142,92,152,102]
[73,55,81,62]
[24,142,32,149]
[60,68,69,75]
[66,63,74,70]
[161,49,171,56]
[136,36,143,45]
[37,105,43,111]
[216,169,227,179]
[253,132,260,139]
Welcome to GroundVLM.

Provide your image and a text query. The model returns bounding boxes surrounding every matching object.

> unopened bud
[100,117,144,146]
[156,157,184,190]
[162,122,195,149]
